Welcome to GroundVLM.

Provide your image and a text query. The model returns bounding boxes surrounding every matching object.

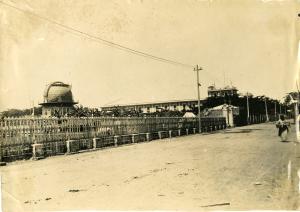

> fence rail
[0,117,226,162]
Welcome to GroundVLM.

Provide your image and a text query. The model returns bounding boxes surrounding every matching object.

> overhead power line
[0,0,193,68]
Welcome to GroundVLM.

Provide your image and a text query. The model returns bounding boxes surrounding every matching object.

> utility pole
[264,98,269,122]
[194,65,202,133]
[279,103,282,114]
[32,100,35,117]
[246,92,250,124]
[295,101,300,141]
[274,101,277,119]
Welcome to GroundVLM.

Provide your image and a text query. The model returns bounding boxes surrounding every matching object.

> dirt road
[1,122,300,211]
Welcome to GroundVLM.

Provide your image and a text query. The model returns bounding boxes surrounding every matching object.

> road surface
[1,122,300,211]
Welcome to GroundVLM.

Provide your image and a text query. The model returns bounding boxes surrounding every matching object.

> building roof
[183,112,196,118]
[211,104,239,110]
[40,81,77,105]
[101,99,200,108]
[208,85,238,92]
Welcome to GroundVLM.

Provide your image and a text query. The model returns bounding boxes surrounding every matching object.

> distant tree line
[0,107,42,118]
[0,93,291,120]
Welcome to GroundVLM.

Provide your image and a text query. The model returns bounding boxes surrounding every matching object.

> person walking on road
[276,115,290,142]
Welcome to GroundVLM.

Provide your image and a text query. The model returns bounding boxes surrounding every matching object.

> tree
[1,107,42,117]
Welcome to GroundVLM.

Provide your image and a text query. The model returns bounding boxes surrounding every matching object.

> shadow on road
[224,129,263,134]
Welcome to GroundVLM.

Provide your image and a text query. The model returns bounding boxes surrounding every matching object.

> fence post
[178,129,181,136]
[55,141,59,155]
[66,140,79,154]
[186,128,189,135]
[114,136,118,147]
[131,134,134,143]
[32,143,44,160]
[66,140,71,154]
[93,138,97,150]
[132,134,137,143]
[146,133,150,141]
[158,131,162,139]
[169,130,172,138]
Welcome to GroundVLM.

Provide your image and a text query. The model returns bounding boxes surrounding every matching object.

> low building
[203,104,239,127]
[101,99,202,114]
[39,81,78,117]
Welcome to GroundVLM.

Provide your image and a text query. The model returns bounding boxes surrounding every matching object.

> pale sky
[1,0,300,111]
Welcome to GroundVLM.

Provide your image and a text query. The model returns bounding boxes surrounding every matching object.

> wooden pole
[194,65,202,133]
[246,93,250,124]
[264,98,269,122]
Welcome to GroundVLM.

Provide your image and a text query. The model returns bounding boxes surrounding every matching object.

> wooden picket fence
[0,117,226,162]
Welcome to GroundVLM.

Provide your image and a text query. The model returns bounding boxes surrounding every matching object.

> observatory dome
[43,81,76,104]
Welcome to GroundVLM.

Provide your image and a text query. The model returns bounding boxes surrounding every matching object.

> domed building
[39,81,78,117]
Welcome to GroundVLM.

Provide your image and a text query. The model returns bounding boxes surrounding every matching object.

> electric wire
[0,0,193,68]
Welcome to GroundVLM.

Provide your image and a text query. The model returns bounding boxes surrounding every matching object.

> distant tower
[39,81,78,117]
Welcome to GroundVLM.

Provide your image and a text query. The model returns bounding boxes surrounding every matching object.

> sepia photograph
[1,0,300,211]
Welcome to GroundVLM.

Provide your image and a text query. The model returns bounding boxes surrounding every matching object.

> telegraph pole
[194,65,202,133]
[32,100,35,117]
[279,101,282,114]
[264,98,269,122]
[246,92,250,124]
[274,101,277,119]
